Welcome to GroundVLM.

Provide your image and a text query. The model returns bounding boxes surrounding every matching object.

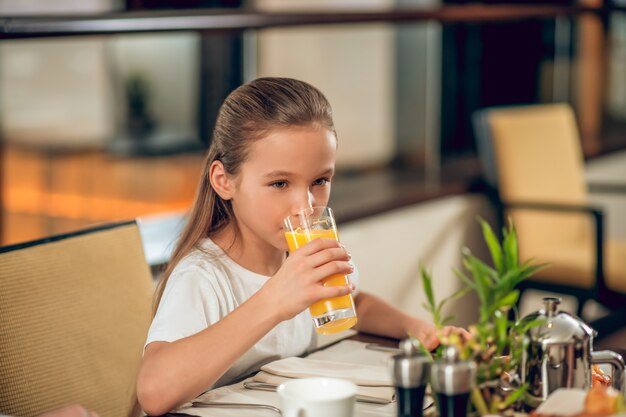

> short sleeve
[144,263,230,349]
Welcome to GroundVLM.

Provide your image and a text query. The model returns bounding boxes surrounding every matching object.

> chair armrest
[588,183,626,195]
[502,201,604,220]
[501,200,620,307]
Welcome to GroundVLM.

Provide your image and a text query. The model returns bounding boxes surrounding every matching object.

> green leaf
[502,219,519,270]
[479,217,504,274]
[436,301,465,328]
[494,310,507,353]
[453,267,476,289]
[514,318,546,335]
[438,286,472,311]
[489,394,502,414]
[489,290,520,314]
[471,387,489,416]
[518,262,549,281]
[499,384,528,410]
[493,269,520,297]
[420,265,436,311]
[465,252,499,284]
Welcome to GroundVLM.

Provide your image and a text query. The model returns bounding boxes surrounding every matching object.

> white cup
[277,377,357,417]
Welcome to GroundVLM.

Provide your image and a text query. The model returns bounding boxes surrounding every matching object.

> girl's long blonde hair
[153,77,336,314]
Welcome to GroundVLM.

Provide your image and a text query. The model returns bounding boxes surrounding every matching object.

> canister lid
[522,297,595,346]
[389,339,431,388]
[430,346,476,395]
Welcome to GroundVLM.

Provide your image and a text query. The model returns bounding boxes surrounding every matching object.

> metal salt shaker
[431,345,476,417]
[390,339,431,417]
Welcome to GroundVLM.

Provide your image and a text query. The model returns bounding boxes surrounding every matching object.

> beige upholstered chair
[0,221,154,417]
[473,103,626,314]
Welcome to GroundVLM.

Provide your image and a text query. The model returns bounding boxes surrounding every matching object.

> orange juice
[284,229,358,334]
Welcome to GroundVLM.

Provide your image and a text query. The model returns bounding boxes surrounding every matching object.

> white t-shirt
[145,238,358,389]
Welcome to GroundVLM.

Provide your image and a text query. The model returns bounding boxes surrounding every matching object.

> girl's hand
[410,319,440,351]
[410,320,472,351]
[262,238,354,322]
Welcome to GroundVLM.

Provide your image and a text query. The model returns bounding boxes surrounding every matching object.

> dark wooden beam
[1,5,623,40]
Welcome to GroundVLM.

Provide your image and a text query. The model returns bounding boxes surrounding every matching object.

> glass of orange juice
[283,207,358,335]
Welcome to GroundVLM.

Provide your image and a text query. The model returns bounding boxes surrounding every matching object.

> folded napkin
[259,356,392,386]
[308,339,397,367]
[253,371,396,403]
[253,354,396,403]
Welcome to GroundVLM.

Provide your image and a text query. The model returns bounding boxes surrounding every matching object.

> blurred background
[2,0,625,245]
[1,0,626,330]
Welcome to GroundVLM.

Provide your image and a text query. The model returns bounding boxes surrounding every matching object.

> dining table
[161,331,405,417]
[160,331,626,417]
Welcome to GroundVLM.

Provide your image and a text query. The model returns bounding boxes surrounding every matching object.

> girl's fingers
[441,326,472,341]
[317,283,352,300]
[309,261,354,284]
[306,247,350,269]
[458,328,472,341]
[421,332,440,351]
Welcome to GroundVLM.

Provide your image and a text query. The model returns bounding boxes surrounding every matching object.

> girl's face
[229,125,337,252]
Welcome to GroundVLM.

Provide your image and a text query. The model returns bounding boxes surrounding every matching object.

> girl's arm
[137,238,352,416]
[137,290,281,416]
[353,291,470,351]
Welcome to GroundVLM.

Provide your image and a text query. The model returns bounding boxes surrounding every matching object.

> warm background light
[2,145,203,245]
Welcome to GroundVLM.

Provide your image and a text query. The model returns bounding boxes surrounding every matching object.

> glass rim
[283,206,335,231]
[283,206,332,221]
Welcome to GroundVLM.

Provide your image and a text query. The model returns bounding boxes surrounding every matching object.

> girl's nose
[290,189,314,216]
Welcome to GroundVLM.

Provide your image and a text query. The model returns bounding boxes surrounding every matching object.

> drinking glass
[283,206,358,334]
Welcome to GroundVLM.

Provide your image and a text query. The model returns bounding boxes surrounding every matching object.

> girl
[137,77,467,416]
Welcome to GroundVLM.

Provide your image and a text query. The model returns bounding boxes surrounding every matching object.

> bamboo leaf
[479,217,504,274]
[502,219,519,270]
[420,265,436,311]
[515,318,546,335]
[471,387,489,416]
[463,258,489,318]
[499,384,528,410]
[489,395,501,415]
[494,310,507,353]
[466,253,499,284]
[493,269,520,296]
[518,262,549,281]
[438,286,472,309]
[453,267,476,289]
[488,290,520,316]
[464,255,496,315]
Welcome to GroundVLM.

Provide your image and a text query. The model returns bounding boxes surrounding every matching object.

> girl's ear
[209,160,234,200]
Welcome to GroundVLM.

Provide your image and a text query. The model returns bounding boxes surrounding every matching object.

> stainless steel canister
[520,297,625,407]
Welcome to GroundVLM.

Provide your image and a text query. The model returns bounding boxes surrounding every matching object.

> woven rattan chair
[472,103,626,316]
[0,221,154,417]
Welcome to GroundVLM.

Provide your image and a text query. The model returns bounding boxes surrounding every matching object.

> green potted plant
[415,219,546,415]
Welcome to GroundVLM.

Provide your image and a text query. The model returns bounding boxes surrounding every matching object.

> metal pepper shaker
[431,345,476,417]
[390,339,431,417]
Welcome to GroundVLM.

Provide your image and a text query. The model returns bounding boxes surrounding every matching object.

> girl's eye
[270,181,288,189]
[313,178,330,186]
